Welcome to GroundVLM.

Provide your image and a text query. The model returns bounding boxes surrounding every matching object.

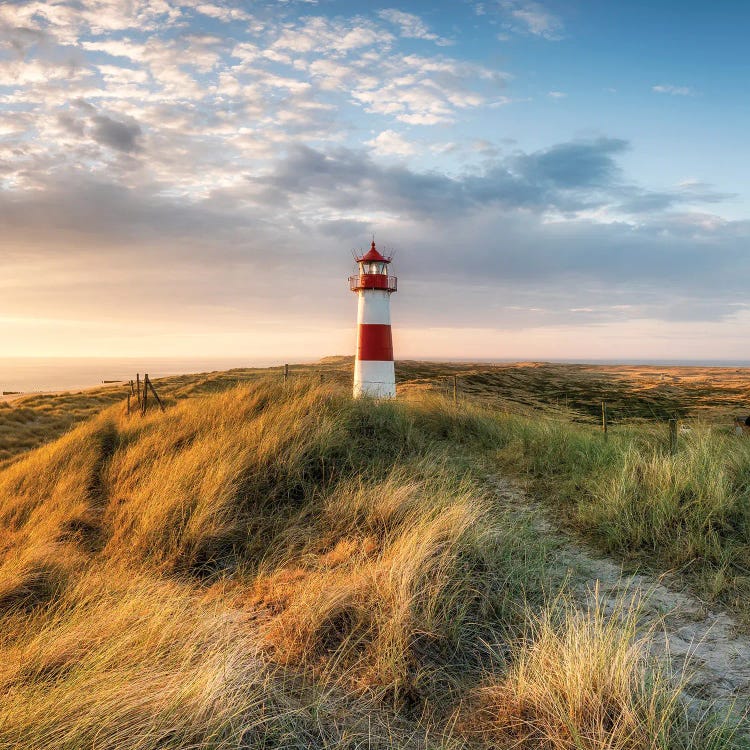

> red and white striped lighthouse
[349,241,398,398]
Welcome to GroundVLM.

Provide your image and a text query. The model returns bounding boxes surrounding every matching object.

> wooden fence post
[284,364,289,383]
[602,401,608,440]
[147,375,165,412]
[453,375,457,404]
[141,374,148,416]
[136,374,141,409]
[669,418,678,454]
[127,392,131,415]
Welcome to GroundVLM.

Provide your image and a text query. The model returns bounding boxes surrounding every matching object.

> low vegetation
[0,387,123,462]
[0,369,747,748]
[4,358,750,462]
[492,416,750,618]
[465,596,708,750]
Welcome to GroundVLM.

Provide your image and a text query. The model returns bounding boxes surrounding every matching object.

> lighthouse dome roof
[356,241,390,263]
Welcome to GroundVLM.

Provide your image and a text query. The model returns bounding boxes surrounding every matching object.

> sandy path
[488,474,750,727]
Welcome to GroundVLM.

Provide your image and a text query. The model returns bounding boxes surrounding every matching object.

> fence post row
[117,368,708,445]
[126,373,165,416]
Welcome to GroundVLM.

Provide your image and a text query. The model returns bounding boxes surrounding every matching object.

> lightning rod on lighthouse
[349,240,398,398]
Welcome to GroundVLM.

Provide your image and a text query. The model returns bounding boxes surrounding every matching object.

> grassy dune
[0,372,747,748]
[0,387,124,462]
[4,358,750,463]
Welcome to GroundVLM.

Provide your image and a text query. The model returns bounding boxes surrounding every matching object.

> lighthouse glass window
[367,262,385,275]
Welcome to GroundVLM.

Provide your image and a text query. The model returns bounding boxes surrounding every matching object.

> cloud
[90,114,142,152]
[271,16,384,54]
[499,1,563,39]
[1,136,724,258]
[1,134,747,347]
[617,181,734,214]
[366,130,417,157]
[377,9,452,45]
[652,84,695,96]
[547,90,566,99]
[349,54,508,125]
[185,1,254,23]
[254,138,722,225]
[512,138,627,190]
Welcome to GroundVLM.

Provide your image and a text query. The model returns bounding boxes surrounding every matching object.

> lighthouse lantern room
[349,241,397,398]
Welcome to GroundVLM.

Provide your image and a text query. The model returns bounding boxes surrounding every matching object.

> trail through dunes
[488,475,750,730]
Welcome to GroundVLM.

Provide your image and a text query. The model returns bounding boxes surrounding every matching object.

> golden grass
[0,380,516,747]
[465,594,684,750]
[0,571,289,749]
[4,357,750,464]
[253,474,484,700]
[0,376,743,749]
[0,387,123,462]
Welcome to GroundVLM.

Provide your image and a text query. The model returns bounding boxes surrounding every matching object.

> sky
[1,0,749,361]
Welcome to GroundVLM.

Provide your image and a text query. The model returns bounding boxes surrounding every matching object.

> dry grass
[0,379,536,747]
[0,387,123,462]
[0,572,269,749]
[4,357,750,464]
[465,594,684,750]
[252,472,488,702]
[0,374,744,748]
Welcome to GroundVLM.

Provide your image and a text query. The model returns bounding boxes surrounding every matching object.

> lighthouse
[349,240,398,398]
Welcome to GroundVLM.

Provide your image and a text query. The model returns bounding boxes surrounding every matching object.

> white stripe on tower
[357,289,391,325]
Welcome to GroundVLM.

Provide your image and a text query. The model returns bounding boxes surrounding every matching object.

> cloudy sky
[1,0,749,361]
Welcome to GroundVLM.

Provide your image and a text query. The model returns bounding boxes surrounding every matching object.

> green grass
[492,415,750,618]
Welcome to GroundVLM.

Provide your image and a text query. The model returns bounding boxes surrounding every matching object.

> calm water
[0,357,289,393]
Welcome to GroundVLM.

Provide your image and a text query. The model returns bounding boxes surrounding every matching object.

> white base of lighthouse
[353,360,396,398]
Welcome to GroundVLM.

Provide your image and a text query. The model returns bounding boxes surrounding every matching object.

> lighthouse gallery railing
[349,275,398,292]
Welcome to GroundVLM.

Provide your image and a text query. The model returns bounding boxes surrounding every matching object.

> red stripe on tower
[357,324,393,361]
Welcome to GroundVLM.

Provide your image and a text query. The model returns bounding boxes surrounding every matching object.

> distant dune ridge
[0,363,747,748]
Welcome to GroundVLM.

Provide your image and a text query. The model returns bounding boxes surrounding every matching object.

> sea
[0,357,290,394]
